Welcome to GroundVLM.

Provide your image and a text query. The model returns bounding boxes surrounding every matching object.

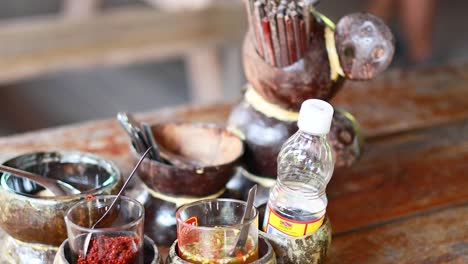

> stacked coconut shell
[228,0,395,179]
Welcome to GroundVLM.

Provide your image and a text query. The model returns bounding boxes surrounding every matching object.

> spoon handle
[91,147,152,229]
[125,113,151,151]
[82,147,152,259]
[231,185,257,256]
[117,112,149,154]
[142,123,161,161]
[0,165,67,196]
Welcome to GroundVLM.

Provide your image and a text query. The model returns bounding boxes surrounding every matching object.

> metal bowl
[0,151,122,247]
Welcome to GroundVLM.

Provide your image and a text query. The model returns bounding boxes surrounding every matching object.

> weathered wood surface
[332,63,468,138]
[0,3,246,84]
[328,204,468,263]
[328,117,468,234]
[0,103,232,173]
[0,63,467,263]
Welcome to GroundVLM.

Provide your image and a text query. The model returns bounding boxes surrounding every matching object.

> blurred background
[0,0,466,136]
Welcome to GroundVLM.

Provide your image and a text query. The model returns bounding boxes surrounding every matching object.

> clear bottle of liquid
[263,99,335,237]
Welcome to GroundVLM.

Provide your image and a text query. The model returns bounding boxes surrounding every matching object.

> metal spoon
[82,147,152,258]
[118,112,163,163]
[230,185,257,257]
[118,112,202,168]
[117,112,150,155]
[141,122,206,168]
[0,164,80,196]
[141,123,161,162]
[158,146,205,169]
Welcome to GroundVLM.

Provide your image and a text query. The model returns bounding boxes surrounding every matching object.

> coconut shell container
[226,1,394,263]
[0,151,122,263]
[126,122,244,248]
[227,1,394,192]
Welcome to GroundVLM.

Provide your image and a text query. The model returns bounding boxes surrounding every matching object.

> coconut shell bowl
[128,122,244,247]
[133,122,244,197]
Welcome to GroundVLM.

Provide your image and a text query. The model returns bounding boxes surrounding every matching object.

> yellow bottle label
[263,204,325,237]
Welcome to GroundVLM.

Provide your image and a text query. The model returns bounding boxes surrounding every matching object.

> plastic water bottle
[263,99,335,237]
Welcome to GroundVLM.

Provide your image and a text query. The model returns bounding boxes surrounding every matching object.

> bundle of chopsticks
[244,0,317,67]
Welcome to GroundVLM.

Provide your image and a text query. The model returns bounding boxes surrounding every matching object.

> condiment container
[258,204,332,264]
[64,195,145,264]
[54,235,162,264]
[242,28,344,111]
[175,199,259,264]
[227,101,362,203]
[0,151,122,263]
[242,13,394,111]
[166,235,276,264]
[129,122,244,247]
[135,122,244,197]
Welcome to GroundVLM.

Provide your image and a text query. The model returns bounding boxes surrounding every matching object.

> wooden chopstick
[242,0,315,66]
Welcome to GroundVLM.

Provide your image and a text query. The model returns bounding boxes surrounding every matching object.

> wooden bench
[0,0,246,103]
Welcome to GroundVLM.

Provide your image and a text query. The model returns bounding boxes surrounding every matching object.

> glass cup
[176,199,259,264]
[64,195,144,264]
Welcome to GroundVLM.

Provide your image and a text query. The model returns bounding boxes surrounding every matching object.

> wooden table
[0,63,467,263]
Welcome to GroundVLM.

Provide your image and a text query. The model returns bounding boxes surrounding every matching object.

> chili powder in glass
[77,235,140,264]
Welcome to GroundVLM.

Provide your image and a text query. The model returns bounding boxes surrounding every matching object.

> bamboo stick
[261,18,276,66]
[285,14,297,63]
[276,12,289,67]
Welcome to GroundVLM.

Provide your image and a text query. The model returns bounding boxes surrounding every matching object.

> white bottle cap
[297,99,334,135]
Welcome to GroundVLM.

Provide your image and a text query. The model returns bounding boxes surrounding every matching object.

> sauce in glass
[180,235,258,264]
[77,235,139,264]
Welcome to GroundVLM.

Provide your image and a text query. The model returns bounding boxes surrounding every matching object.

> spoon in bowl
[82,147,152,258]
[230,185,257,257]
[117,112,203,168]
[117,112,150,156]
[0,164,80,196]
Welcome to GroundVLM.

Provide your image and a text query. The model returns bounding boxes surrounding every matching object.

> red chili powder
[77,235,140,264]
